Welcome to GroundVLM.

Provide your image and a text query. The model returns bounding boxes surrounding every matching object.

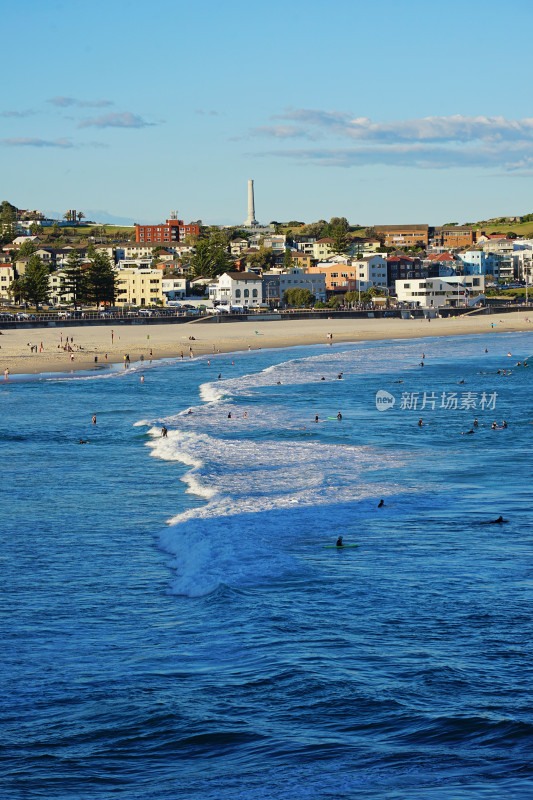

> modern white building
[208,271,263,309]
[395,277,467,308]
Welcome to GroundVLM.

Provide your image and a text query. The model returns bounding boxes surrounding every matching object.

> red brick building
[135,218,199,244]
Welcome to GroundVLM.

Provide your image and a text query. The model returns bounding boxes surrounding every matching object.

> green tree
[283,247,294,270]
[283,288,315,307]
[8,276,26,304]
[344,291,358,306]
[328,295,341,308]
[61,249,88,306]
[188,239,233,279]
[23,254,50,306]
[331,225,348,255]
[246,245,276,271]
[77,211,85,223]
[329,216,349,233]
[16,240,37,258]
[86,251,116,306]
[1,200,17,243]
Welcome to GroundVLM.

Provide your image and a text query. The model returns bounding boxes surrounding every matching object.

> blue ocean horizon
[2,332,532,799]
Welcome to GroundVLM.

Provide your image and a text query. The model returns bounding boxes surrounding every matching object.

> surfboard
[322,544,358,549]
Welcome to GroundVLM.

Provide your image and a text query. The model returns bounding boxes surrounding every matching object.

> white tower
[245,179,258,226]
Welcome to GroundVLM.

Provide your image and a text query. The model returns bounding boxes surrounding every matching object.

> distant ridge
[43,209,135,226]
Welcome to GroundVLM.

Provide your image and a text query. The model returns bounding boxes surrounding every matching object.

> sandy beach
[1,312,531,375]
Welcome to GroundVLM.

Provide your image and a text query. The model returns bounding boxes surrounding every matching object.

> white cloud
[78,111,154,129]
[47,96,113,108]
[252,110,533,170]
[2,137,74,148]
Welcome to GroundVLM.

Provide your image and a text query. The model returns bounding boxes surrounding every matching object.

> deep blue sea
[1,331,532,799]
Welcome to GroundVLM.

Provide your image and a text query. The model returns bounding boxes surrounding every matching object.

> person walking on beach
[4,368,9,380]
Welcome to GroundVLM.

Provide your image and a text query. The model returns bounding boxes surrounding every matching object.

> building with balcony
[115,268,164,307]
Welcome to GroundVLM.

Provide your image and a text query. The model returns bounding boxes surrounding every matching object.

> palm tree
[63,211,72,222]
[77,211,85,223]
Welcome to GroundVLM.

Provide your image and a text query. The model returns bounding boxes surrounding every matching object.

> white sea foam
[137,341,454,596]
[145,424,411,596]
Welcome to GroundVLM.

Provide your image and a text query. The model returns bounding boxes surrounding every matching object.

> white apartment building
[352,255,388,289]
[208,271,263,309]
[162,276,187,301]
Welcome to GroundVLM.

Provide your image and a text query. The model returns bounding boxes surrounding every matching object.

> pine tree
[23,254,50,306]
[61,249,88,306]
[86,251,116,306]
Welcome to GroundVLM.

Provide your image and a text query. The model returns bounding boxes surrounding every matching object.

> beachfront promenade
[1,303,530,333]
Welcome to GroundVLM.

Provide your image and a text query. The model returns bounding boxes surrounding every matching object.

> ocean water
[1,332,532,799]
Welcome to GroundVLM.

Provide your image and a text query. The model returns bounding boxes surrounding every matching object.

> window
[244,289,249,298]
[235,289,241,298]
[252,288,258,297]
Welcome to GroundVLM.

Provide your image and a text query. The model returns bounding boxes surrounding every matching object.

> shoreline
[1,313,531,376]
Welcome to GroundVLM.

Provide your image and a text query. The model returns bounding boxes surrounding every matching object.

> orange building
[308,262,357,292]
[433,226,474,249]
[375,225,429,248]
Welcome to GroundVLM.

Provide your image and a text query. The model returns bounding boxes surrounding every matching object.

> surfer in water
[336,536,343,547]
[378,499,384,508]
[490,516,507,524]
[337,412,342,420]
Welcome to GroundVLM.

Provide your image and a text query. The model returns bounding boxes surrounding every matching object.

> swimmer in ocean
[315,415,319,423]
[418,418,423,427]
[461,429,475,435]
[491,516,507,524]
[473,419,478,427]
[378,499,384,508]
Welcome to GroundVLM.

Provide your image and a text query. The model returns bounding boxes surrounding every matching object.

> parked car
[57,311,72,318]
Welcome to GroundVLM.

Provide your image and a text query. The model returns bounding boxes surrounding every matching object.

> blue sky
[2,0,533,226]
